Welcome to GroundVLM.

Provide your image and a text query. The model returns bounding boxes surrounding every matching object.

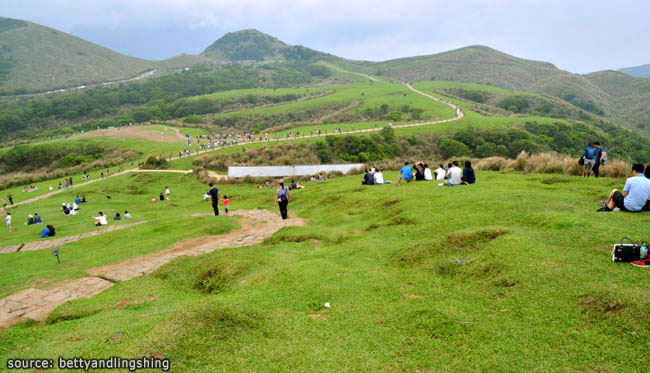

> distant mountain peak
[619,63,650,78]
[201,29,334,62]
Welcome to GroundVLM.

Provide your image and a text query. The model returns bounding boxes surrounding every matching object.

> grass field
[2,170,650,371]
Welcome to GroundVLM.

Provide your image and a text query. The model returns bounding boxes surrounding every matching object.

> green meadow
[2,170,650,371]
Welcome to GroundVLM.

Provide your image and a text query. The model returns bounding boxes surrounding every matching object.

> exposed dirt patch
[403,293,424,299]
[115,294,155,309]
[577,295,625,315]
[383,198,401,208]
[78,125,185,143]
[309,313,329,320]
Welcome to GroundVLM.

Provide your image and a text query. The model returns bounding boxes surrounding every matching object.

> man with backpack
[274,181,290,220]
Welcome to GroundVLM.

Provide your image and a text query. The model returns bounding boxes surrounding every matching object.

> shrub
[141,155,169,170]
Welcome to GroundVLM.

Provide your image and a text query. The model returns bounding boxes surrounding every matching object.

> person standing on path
[8,193,13,205]
[274,181,290,220]
[208,183,220,216]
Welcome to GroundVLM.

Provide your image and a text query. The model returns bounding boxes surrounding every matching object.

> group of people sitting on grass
[22,185,39,192]
[597,163,650,212]
[26,213,43,225]
[362,168,389,185]
[397,160,476,187]
[113,211,132,221]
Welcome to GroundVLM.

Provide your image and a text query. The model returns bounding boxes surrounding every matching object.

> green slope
[0,17,157,95]
[337,46,650,133]
[201,29,338,62]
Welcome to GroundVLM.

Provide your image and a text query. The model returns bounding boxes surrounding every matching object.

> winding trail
[7,72,462,209]
[0,209,305,329]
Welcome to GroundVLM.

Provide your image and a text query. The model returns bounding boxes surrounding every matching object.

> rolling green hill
[338,46,650,134]
[0,17,157,95]
[201,29,338,62]
[619,63,650,78]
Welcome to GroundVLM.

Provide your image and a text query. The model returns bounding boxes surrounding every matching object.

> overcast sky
[3,0,649,73]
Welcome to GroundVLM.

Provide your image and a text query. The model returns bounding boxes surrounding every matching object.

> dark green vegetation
[0,64,333,140]
[2,172,650,371]
[340,46,650,134]
[619,62,650,78]
[0,17,155,95]
[202,29,337,62]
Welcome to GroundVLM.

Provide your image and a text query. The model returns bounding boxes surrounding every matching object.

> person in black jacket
[462,161,476,185]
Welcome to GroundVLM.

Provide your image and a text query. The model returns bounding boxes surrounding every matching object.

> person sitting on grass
[40,224,55,238]
[462,161,476,185]
[124,211,132,219]
[34,213,42,223]
[81,195,87,203]
[444,161,463,186]
[398,162,414,187]
[374,168,385,184]
[598,163,650,212]
[414,162,425,181]
[62,203,71,216]
[362,169,375,185]
[114,212,122,221]
[94,211,108,226]
[27,215,35,225]
[434,164,446,180]
[424,164,433,181]
[75,196,81,204]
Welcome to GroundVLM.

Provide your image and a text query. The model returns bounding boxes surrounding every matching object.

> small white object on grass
[438,183,443,187]
[324,302,331,308]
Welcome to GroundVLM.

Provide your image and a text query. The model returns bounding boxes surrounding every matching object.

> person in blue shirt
[40,226,51,238]
[583,143,598,177]
[592,142,603,178]
[398,162,413,187]
[75,196,81,204]
[34,213,42,223]
[598,163,650,212]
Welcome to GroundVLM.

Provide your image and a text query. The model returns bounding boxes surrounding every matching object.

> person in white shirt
[445,161,463,186]
[423,164,433,180]
[5,212,12,232]
[434,164,446,180]
[374,169,385,184]
[124,211,132,219]
[165,186,171,200]
[94,211,108,226]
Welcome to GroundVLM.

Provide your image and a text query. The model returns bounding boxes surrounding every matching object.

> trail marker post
[52,247,61,264]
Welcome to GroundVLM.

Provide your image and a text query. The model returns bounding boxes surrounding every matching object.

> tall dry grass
[474,152,629,178]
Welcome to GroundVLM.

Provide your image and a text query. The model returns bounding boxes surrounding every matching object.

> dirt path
[0,209,305,329]
[0,221,147,254]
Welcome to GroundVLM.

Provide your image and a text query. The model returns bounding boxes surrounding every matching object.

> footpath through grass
[2,171,650,371]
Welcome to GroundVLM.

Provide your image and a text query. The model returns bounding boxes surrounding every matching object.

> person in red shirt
[221,196,230,214]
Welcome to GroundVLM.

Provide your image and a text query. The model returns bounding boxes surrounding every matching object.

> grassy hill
[0,17,157,95]
[338,46,650,134]
[201,29,338,62]
[1,170,650,371]
[620,62,650,78]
